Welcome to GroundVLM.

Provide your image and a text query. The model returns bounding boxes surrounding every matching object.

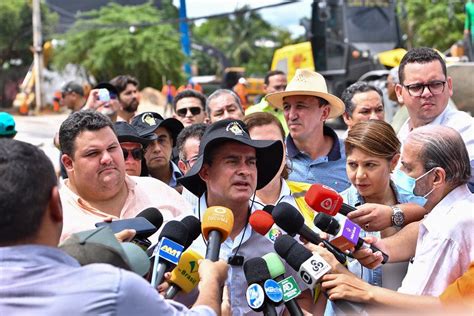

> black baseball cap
[131,112,183,144]
[114,121,156,145]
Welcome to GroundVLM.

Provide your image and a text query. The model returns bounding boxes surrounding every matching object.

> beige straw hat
[266,69,345,119]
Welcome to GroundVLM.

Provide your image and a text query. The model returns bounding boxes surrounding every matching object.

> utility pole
[32,0,43,114]
[179,0,192,80]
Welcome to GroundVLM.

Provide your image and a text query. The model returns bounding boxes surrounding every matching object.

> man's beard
[123,100,139,113]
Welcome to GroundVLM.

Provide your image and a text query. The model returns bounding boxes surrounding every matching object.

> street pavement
[13,113,69,172]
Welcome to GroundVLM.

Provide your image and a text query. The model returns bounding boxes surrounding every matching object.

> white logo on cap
[226,122,245,136]
[141,113,157,126]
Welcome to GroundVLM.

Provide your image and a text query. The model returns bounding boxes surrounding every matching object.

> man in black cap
[179,119,312,314]
[61,81,85,112]
[114,121,155,177]
[131,112,184,189]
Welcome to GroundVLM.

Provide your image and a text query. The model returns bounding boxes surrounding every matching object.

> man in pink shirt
[58,110,191,242]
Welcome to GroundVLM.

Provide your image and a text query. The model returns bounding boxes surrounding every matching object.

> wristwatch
[391,205,405,227]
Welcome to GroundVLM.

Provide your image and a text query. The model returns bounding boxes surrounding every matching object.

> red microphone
[249,210,274,235]
[304,184,355,216]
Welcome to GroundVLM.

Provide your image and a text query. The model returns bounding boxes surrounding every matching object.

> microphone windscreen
[272,202,304,235]
[158,220,189,246]
[313,213,340,235]
[135,207,163,236]
[262,252,286,279]
[275,235,312,272]
[169,249,203,293]
[202,206,234,241]
[263,204,275,214]
[243,257,271,285]
[181,216,202,247]
[249,210,274,235]
[305,184,343,216]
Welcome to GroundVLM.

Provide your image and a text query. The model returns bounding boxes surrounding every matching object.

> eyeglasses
[122,148,143,161]
[176,106,202,117]
[403,80,446,97]
[183,156,199,167]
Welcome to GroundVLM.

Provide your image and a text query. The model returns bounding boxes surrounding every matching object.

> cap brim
[266,90,345,119]
[179,138,283,197]
[121,242,151,276]
[118,134,155,145]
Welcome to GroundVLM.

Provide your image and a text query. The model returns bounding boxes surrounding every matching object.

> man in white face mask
[343,125,474,300]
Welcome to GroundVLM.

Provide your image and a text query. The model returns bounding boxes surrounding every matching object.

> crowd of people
[1,47,473,315]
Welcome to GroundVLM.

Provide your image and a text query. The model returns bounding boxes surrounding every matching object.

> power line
[71,1,300,30]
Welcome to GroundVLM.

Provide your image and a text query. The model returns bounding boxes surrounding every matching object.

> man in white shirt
[395,47,474,190]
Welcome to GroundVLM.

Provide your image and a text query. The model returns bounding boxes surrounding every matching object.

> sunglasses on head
[122,148,143,161]
[176,106,202,117]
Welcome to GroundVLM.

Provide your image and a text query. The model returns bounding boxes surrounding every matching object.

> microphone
[313,213,389,264]
[202,206,234,261]
[249,210,285,243]
[165,249,203,299]
[272,202,347,265]
[274,235,363,314]
[262,252,304,316]
[243,257,280,316]
[134,207,164,249]
[304,184,356,216]
[181,215,202,248]
[150,220,188,288]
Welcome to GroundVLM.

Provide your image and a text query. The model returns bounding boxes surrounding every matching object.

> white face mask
[393,168,435,206]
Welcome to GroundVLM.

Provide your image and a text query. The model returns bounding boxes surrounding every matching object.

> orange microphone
[202,206,234,261]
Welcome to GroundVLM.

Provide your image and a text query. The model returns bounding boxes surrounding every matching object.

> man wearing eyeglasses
[395,47,474,191]
[173,90,208,127]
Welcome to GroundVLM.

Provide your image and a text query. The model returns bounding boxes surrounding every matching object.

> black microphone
[274,235,364,314]
[314,213,389,264]
[181,215,202,248]
[134,207,163,249]
[243,257,279,316]
[150,220,188,288]
[272,202,347,265]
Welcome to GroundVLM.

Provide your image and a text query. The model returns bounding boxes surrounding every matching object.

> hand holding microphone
[313,213,389,264]
[202,206,234,261]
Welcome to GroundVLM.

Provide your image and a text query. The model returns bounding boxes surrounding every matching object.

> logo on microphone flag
[157,237,184,264]
[246,283,265,309]
[320,198,333,211]
[264,279,283,303]
[279,276,301,302]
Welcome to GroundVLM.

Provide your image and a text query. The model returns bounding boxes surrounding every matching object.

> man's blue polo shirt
[286,125,350,192]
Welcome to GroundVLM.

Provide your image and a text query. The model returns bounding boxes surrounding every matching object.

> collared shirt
[398,184,474,296]
[245,98,289,134]
[286,126,350,192]
[0,245,215,316]
[398,105,474,187]
[189,195,307,316]
[59,175,192,243]
[169,161,184,188]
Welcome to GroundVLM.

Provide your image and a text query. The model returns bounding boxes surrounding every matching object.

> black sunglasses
[122,148,143,161]
[176,106,202,117]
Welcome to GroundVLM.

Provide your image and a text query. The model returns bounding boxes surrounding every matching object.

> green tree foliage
[53,3,184,88]
[0,0,58,67]
[192,6,294,76]
[398,0,466,51]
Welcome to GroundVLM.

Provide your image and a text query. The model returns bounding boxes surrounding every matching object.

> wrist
[391,205,405,227]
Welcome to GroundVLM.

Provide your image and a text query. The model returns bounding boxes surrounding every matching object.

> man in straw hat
[266,69,350,192]
[178,119,313,314]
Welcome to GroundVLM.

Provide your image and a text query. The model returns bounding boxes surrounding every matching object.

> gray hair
[205,89,243,116]
[406,125,471,187]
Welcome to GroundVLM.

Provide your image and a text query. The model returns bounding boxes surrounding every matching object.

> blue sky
[172,0,312,37]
